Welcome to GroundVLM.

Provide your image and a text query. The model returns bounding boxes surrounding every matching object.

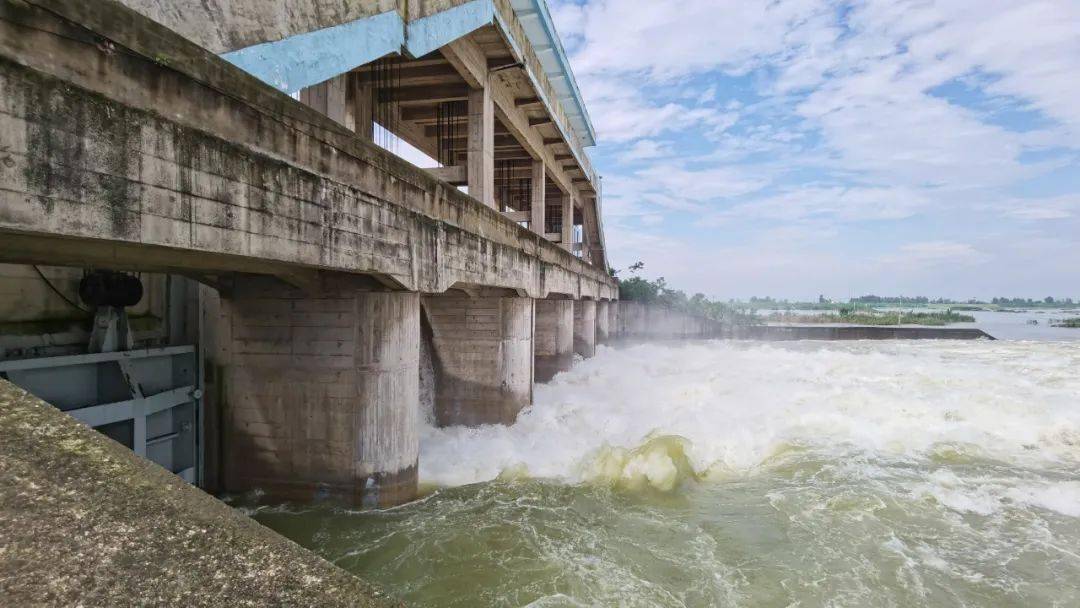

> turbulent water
[249,339,1080,607]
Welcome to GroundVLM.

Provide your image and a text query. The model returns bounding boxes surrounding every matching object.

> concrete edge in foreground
[0,379,403,607]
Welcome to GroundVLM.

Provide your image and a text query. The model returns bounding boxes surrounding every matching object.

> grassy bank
[766,310,976,326]
[1052,318,1080,328]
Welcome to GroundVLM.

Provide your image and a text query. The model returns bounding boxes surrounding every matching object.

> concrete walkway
[0,380,402,607]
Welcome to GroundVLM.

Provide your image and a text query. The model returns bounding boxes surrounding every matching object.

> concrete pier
[608,301,620,340]
[574,300,597,358]
[535,299,575,382]
[596,301,611,344]
[423,292,534,426]
[620,301,647,337]
[217,276,419,506]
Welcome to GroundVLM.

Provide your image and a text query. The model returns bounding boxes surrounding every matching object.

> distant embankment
[734,326,995,341]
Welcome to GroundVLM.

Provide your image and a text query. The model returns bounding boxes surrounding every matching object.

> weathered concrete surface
[423,293,533,426]
[735,326,996,341]
[217,275,419,507]
[0,379,401,607]
[573,299,596,358]
[619,301,645,337]
[0,0,616,301]
[595,300,610,343]
[116,0,399,53]
[534,298,573,383]
[607,301,619,339]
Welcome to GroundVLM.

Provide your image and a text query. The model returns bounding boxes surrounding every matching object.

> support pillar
[534,299,573,382]
[574,299,596,358]
[608,301,619,339]
[218,276,418,508]
[422,291,533,426]
[530,160,546,235]
[561,191,574,252]
[299,74,347,125]
[622,301,645,337]
[467,83,495,208]
[595,301,610,344]
[345,72,373,140]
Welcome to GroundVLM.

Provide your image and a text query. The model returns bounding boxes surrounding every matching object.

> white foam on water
[419,340,1080,505]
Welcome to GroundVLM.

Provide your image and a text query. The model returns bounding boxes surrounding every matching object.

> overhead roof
[221,0,597,148]
[510,0,597,147]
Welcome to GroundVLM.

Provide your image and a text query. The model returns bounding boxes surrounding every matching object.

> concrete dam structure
[735,326,996,341]
[0,0,720,513]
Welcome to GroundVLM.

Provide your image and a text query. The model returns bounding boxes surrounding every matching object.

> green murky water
[243,340,1080,606]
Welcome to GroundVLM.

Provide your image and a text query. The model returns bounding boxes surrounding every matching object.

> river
[243,332,1080,606]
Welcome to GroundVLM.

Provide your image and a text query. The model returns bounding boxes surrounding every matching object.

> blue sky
[546,0,1080,301]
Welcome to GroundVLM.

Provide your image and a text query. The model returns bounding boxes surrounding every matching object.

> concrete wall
[614,301,718,340]
[734,326,995,341]
[0,264,195,360]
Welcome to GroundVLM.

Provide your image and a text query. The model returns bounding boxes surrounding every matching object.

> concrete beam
[425,165,467,185]
[441,38,488,89]
[380,84,469,104]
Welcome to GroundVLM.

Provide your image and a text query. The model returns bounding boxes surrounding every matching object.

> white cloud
[893,241,987,265]
[555,0,1080,296]
[557,0,837,80]
[999,195,1080,221]
[577,76,738,143]
[706,185,931,225]
[617,139,675,163]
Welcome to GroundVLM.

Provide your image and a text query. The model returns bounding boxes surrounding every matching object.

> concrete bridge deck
[0,0,615,300]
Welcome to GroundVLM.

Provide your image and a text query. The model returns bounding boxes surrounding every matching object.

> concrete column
[300,74,347,125]
[574,299,596,358]
[345,72,373,140]
[530,160,546,235]
[534,299,573,382]
[595,301,610,344]
[422,292,533,426]
[561,192,574,252]
[218,276,418,508]
[608,301,619,339]
[467,84,494,208]
[622,301,645,337]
